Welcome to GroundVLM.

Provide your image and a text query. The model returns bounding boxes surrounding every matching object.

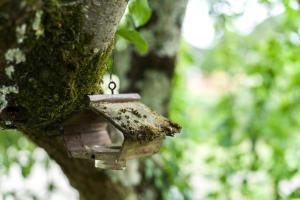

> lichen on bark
[1,1,138,199]
[9,0,123,127]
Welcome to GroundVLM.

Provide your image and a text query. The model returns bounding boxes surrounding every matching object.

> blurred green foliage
[168,0,300,199]
[0,129,54,199]
[0,129,35,176]
[116,0,151,54]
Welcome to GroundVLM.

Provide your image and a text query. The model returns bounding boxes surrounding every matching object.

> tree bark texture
[0,1,138,200]
[0,0,188,199]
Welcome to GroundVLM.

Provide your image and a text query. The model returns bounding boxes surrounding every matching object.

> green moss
[15,1,113,127]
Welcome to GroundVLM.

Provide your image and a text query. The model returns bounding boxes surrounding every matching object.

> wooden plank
[87,93,141,103]
[68,145,121,160]
[119,136,164,160]
[95,159,126,170]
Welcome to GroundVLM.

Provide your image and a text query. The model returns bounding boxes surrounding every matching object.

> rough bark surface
[0,0,188,199]
[0,1,136,200]
[22,127,135,200]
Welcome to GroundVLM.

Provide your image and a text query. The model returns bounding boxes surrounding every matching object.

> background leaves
[116,0,151,54]
[128,0,152,28]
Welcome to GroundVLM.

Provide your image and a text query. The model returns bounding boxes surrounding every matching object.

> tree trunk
[115,0,187,115]
[0,1,136,199]
[114,1,187,199]
[0,0,187,199]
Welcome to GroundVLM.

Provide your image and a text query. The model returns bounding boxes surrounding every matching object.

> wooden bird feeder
[63,94,181,170]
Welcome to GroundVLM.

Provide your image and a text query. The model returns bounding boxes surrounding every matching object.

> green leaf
[47,182,56,192]
[21,164,32,178]
[117,27,148,54]
[128,0,152,27]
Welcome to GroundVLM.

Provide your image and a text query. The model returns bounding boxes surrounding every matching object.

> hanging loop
[106,64,116,94]
[108,81,117,94]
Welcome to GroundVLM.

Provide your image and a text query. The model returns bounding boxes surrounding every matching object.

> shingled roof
[87,93,181,141]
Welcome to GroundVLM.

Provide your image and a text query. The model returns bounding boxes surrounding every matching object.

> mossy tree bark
[0,1,137,200]
[0,0,188,199]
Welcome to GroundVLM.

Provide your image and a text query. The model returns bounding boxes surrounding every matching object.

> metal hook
[108,81,116,94]
[106,64,116,94]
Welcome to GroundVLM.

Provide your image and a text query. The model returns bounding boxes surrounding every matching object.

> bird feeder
[63,93,181,170]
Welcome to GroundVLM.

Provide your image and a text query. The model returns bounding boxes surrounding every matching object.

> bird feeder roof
[86,93,181,141]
